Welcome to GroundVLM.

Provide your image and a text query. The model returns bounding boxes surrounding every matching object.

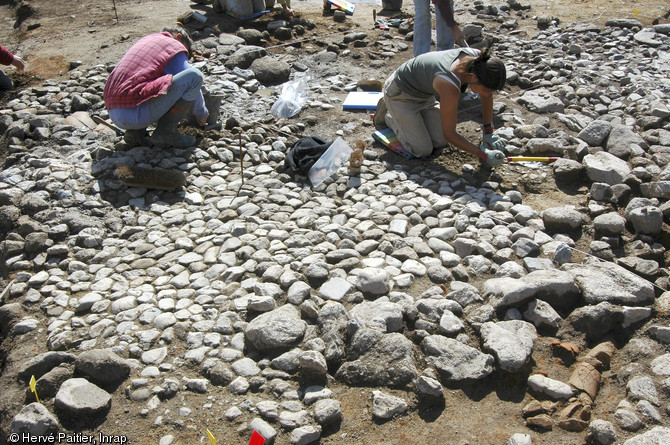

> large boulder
[633,29,664,47]
[480,320,537,372]
[335,329,417,387]
[54,378,112,417]
[0,302,22,338]
[561,302,624,341]
[349,298,403,332]
[639,181,670,200]
[356,268,392,295]
[35,366,74,399]
[553,158,585,183]
[9,403,59,436]
[622,426,670,445]
[606,125,646,159]
[246,305,307,352]
[517,88,565,113]
[563,261,655,306]
[218,33,246,47]
[577,120,612,146]
[317,301,350,366]
[627,206,664,235]
[605,18,642,28]
[484,269,581,313]
[18,352,77,382]
[250,57,291,85]
[75,349,131,385]
[236,28,263,45]
[421,335,494,381]
[224,45,267,70]
[542,206,585,233]
[583,152,631,185]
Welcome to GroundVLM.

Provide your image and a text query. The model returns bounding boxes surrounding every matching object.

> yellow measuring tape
[506,156,560,163]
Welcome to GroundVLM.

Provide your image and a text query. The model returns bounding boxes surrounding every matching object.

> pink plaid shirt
[0,44,15,66]
[104,32,188,109]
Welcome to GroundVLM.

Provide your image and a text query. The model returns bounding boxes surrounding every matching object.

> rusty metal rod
[112,0,119,22]
[239,133,244,185]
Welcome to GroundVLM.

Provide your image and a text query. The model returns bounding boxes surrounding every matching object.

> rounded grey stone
[245,305,307,352]
[9,402,59,436]
[313,399,342,426]
[55,378,111,416]
[75,349,130,384]
[588,419,617,445]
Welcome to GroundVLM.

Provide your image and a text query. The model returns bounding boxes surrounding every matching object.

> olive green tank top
[393,48,479,100]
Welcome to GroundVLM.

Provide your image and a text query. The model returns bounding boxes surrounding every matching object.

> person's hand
[452,25,466,47]
[11,56,25,72]
[481,147,505,167]
[197,113,208,127]
[482,133,506,151]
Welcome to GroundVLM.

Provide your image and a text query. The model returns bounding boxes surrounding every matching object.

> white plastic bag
[271,76,309,119]
[308,137,353,187]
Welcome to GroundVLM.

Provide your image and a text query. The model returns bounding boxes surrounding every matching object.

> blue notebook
[343,91,383,110]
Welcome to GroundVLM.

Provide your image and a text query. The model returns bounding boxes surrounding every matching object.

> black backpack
[284,136,333,176]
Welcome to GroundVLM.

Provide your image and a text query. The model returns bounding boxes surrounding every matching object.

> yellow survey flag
[206,429,216,445]
[29,375,39,402]
[634,9,639,15]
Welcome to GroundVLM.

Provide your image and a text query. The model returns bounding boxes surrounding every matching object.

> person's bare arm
[479,88,494,127]
[434,75,486,160]
[433,0,466,45]
[451,25,465,46]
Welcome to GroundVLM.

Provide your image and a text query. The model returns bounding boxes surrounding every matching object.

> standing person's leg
[412,0,432,57]
[434,4,455,51]
[384,78,435,158]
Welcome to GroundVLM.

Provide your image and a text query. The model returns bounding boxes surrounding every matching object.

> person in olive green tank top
[374,47,507,166]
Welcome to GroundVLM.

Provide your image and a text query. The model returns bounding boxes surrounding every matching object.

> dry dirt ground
[0,0,666,199]
[0,1,669,445]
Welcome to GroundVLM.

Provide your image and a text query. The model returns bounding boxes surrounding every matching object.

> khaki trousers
[382,75,448,158]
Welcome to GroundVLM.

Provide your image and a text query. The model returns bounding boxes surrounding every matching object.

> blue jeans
[0,70,13,90]
[109,67,204,130]
[413,0,455,57]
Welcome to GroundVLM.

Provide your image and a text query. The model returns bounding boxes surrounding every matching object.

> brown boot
[151,99,196,148]
[123,128,150,147]
[373,97,388,131]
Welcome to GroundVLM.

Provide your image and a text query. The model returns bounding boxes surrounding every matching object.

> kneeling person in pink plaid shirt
[103,26,208,148]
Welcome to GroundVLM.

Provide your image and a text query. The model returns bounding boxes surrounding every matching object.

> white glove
[480,147,505,167]
[481,133,506,151]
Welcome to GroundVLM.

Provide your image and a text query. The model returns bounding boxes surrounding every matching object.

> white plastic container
[308,137,353,187]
